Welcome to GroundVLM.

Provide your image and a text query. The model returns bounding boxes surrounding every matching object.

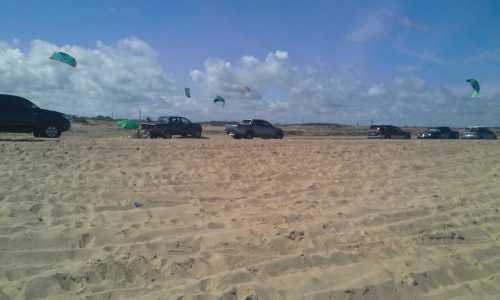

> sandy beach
[1,124,500,300]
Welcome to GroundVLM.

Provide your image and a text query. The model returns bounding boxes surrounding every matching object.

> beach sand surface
[1,125,500,299]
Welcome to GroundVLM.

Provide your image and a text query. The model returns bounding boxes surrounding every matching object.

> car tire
[33,131,42,138]
[44,125,61,138]
[193,131,202,138]
[245,131,254,139]
[384,135,391,139]
[276,133,284,139]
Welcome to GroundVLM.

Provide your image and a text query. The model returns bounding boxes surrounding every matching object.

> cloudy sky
[1,0,500,125]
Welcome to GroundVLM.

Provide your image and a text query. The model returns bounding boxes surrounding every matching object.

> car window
[180,118,191,125]
[4,99,31,112]
[158,117,169,123]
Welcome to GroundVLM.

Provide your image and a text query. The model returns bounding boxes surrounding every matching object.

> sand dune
[1,128,500,299]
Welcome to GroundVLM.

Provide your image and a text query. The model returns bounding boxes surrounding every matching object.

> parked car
[141,116,202,138]
[462,127,497,139]
[417,127,459,139]
[224,119,284,139]
[0,94,71,138]
[368,125,411,139]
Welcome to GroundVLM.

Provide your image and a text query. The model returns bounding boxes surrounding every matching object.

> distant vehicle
[0,94,71,138]
[417,127,459,139]
[224,119,284,139]
[368,125,411,139]
[141,116,202,138]
[462,127,497,140]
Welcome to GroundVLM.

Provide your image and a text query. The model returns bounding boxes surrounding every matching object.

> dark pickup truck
[417,127,459,139]
[141,116,202,138]
[0,94,71,138]
[224,119,284,139]
[368,125,411,139]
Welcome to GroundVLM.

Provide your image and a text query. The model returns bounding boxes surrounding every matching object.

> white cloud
[274,50,288,60]
[0,37,195,118]
[397,16,430,32]
[368,84,386,96]
[1,38,498,126]
[348,11,430,43]
[348,15,386,43]
[191,51,500,126]
[467,49,500,63]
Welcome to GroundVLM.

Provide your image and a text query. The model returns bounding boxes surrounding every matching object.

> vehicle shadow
[0,138,57,143]
[176,136,210,139]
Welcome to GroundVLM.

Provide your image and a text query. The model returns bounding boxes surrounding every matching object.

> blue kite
[50,51,77,68]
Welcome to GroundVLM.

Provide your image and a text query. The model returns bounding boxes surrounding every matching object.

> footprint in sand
[79,233,93,248]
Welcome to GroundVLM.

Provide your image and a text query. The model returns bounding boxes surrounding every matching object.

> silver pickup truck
[224,119,284,139]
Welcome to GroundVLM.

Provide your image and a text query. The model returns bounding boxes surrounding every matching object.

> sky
[1,0,500,125]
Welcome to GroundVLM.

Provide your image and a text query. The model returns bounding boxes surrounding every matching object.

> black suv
[368,125,411,139]
[0,94,71,138]
[417,127,459,139]
[462,127,497,139]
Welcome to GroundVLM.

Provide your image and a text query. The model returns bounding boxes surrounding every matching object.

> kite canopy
[116,119,139,129]
[50,51,77,67]
[466,79,480,97]
[184,88,191,98]
[213,95,225,107]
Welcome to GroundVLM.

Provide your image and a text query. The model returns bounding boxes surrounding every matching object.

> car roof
[0,94,29,101]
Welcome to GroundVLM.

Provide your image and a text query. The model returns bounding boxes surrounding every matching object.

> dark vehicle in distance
[462,127,497,140]
[368,125,411,139]
[141,116,202,138]
[224,119,284,139]
[417,127,459,139]
[0,94,71,138]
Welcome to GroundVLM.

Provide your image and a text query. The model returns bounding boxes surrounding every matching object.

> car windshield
[241,120,251,124]
[426,128,439,132]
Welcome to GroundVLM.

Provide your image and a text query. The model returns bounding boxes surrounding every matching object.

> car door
[251,120,266,137]
[252,120,274,137]
[179,117,192,135]
[168,117,181,134]
[0,96,9,131]
[391,127,401,138]
[261,121,276,137]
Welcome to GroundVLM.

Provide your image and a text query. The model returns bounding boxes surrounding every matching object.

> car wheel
[245,131,254,139]
[276,133,284,139]
[384,135,391,139]
[44,125,61,138]
[33,131,42,138]
[193,131,202,138]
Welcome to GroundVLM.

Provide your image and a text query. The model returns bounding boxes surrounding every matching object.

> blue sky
[1,1,500,125]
